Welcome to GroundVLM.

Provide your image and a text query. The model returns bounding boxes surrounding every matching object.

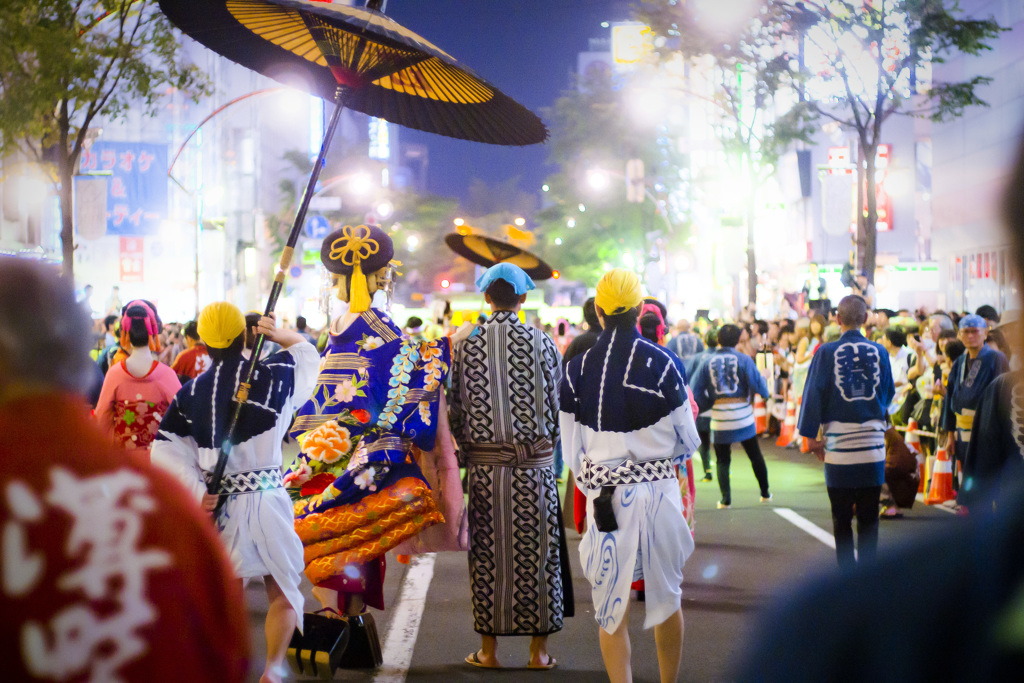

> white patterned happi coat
[560,324,700,633]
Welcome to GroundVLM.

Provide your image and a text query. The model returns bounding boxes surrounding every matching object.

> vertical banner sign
[120,237,145,282]
[73,176,109,241]
[79,142,168,236]
[868,144,893,232]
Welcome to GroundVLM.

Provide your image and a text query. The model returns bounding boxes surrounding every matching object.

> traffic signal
[439,278,451,289]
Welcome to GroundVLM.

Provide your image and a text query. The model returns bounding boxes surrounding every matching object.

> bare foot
[527,653,557,670]
[465,650,501,668]
[259,664,287,683]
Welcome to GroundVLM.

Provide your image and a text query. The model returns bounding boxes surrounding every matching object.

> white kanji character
[834,342,881,401]
[2,480,46,597]
[709,356,740,394]
[19,468,172,683]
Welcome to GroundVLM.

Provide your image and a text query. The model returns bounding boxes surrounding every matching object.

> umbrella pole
[209,86,350,517]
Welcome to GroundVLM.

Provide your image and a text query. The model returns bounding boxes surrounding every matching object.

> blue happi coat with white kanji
[798,329,895,488]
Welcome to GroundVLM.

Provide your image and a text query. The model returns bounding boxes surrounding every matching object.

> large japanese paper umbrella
[445,233,555,281]
[158,0,548,516]
[159,0,547,145]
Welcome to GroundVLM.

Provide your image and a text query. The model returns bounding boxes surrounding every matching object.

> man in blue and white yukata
[560,269,700,683]
[690,324,772,508]
[798,295,895,569]
[941,314,1008,495]
[152,302,320,683]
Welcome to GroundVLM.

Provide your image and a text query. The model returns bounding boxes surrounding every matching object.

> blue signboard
[305,214,331,240]
[79,142,167,236]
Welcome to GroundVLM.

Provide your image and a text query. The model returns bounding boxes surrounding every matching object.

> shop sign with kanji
[79,142,168,236]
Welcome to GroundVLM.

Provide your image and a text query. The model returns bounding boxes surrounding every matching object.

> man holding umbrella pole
[153,305,319,683]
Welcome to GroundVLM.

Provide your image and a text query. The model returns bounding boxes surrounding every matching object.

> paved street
[246,441,957,682]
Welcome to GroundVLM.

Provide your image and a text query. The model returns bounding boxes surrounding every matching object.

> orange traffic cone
[924,447,955,505]
[776,393,797,447]
[754,395,768,435]
[905,419,927,493]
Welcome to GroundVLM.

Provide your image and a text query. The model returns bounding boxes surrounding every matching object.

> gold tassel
[349,263,372,313]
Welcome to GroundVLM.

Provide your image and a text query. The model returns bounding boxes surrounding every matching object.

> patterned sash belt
[955,409,976,443]
[463,438,554,469]
[204,467,284,495]
[578,457,675,490]
[364,435,413,456]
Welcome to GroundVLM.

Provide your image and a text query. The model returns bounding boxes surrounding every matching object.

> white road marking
[916,492,958,514]
[773,507,836,549]
[372,553,436,683]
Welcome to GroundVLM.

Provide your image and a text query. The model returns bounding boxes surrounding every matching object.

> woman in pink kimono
[96,300,180,459]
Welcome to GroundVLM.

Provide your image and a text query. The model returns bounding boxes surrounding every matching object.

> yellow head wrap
[326,225,380,313]
[197,301,246,349]
[595,268,643,316]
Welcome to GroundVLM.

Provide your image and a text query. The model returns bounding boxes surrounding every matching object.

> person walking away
[941,314,1009,497]
[798,295,895,569]
[170,319,212,384]
[449,263,565,670]
[295,315,318,345]
[667,318,704,363]
[101,313,118,347]
[691,324,772,508]
[95,301,181,460]
[152,303,319,683]
[563,297,603,529]
[560,268,700,683]
[0,258,249,683]
[563,297,602,363]
[285,225,470,666]
[687,328,719,482]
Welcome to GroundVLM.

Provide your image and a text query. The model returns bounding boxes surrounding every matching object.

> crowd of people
[4,176,1024,683]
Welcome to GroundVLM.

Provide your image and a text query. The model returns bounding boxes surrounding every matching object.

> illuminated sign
[369,117,390,160]
[612,23,653,65]
[79,142,167,236]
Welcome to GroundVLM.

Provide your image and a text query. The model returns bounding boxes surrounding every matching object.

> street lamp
[586,169,610,192]
[584,165,673,234]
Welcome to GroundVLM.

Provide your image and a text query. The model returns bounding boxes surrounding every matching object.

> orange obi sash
[294,476,443,586]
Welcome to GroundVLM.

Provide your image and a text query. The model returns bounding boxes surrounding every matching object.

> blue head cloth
[476,262,536,295]
[959,314,987,330]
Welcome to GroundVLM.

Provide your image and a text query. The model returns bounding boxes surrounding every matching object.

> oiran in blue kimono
[284,225,472,623]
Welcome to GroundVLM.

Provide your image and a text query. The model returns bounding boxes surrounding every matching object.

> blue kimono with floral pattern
[285,305,452,518]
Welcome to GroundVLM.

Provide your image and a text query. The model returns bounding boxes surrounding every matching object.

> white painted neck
[125,346,154,377]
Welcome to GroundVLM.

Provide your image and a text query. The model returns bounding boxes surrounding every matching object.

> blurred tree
[265,147,461,306]
[0,0,209,278]
[638,0,817,305]
[791,0,1004,283]
[534,67,686,286]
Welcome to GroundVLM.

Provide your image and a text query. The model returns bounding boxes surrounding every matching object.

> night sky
[384,0,628,203]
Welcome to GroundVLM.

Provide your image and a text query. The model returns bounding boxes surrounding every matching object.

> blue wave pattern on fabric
[560,326,699,633]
